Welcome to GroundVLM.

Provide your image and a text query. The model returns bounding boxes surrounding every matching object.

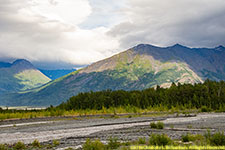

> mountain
[0,59,51,95]
[40,69,76,80]
[1,44,225,106]
[0,62,11,68]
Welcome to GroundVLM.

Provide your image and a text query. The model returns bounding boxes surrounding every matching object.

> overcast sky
[0,0,225,69]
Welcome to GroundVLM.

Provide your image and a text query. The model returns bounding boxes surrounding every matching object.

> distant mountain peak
[171,43,188,49]
[133,43,159,51]
[215,45,225,51]
[13,59,30,64]
[11,59,35,70]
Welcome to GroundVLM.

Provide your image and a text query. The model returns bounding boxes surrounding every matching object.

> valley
[1,1,225,149]
[0,113,225,149]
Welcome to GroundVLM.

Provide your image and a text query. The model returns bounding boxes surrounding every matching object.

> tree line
[57,80,225,111]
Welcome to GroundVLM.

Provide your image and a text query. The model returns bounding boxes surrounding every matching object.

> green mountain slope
[1,44,225,106]
[0,59,51,94]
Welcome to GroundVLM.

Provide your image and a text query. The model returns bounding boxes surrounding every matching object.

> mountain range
[0,44,225,106]
[0,59,50,94]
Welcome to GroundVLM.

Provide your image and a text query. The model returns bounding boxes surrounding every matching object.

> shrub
[13,141,25,150]
[53,139,60,146]
[181,133,205,144]
[194,134,205,145]
[137,137,146,145]
[150,122,157,129]
[32,139,40,147]
[0,144,6,150]
[201,106,211,112]
[107,137,120,149]
[150,122,164,129]
[204,129,212,141]
[156,122,164,129]
[83,139,105,150]
[210,132,225,146]
[181,134,194,142]
[149,134,172,146]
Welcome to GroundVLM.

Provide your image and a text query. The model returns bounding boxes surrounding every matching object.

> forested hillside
[58,80,225,111]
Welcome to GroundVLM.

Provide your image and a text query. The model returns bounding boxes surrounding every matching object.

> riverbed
[0,113,225,149]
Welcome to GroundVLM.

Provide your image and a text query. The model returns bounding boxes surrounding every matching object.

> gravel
[0,113,225,149]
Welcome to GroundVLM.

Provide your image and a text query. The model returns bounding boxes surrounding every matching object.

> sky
[0,0,225,69]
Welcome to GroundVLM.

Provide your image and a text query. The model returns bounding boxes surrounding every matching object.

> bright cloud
[0,0,121,67]
[0,0,225,68]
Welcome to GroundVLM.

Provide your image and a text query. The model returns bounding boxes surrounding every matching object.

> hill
[40,69,76,80]
[0,59,51,95]
[1,44,225,106]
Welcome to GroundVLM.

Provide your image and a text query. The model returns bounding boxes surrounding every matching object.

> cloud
[108,0,225,48]
[0,0,225,69]
[80,0,126,29]
[0,0,120,67]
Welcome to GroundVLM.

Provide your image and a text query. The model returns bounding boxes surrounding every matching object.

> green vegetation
[1,132,225,149]
[53,140,60,147]
[149,134,172,146]
[137,137,146,145]
[14,70,50,91]
[83,139,105,150]
[0,139,63,150]
[13,141,25,150]
[182,133,195,142]
[209,132,225,146]
[156,122,164,129]
[58,80,225,113]
[201,106,212,112]
[0,60,50,94]
[32,139,40,148]
[81,132,225,149]
[0,48,204,106]
[106,137,121,149]
[150,122,164,129]
[0,80,225,120]
[150,122,157,129]
[0,144,6,150]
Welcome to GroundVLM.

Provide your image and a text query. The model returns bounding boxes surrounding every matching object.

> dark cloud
[108,0,225,48]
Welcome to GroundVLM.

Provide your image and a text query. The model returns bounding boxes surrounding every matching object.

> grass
[210,131,225,146]
[13,141,26,150]
[1,131,225,149]
[81,131,225,149]
[201,106,212,112]
[83,139,105,150]
[14,70,50,91]
[0,139,63,150]
[149,134,172,146]
[32,139,40,148]
[0,106,198,121]
[53,139,60,146]
[137,137,146,145]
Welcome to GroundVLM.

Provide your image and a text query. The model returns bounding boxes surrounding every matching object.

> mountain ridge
[0,59,51,95]
[0,44,225,106]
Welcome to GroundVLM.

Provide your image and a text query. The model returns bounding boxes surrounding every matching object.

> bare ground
[0,113,225,149]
